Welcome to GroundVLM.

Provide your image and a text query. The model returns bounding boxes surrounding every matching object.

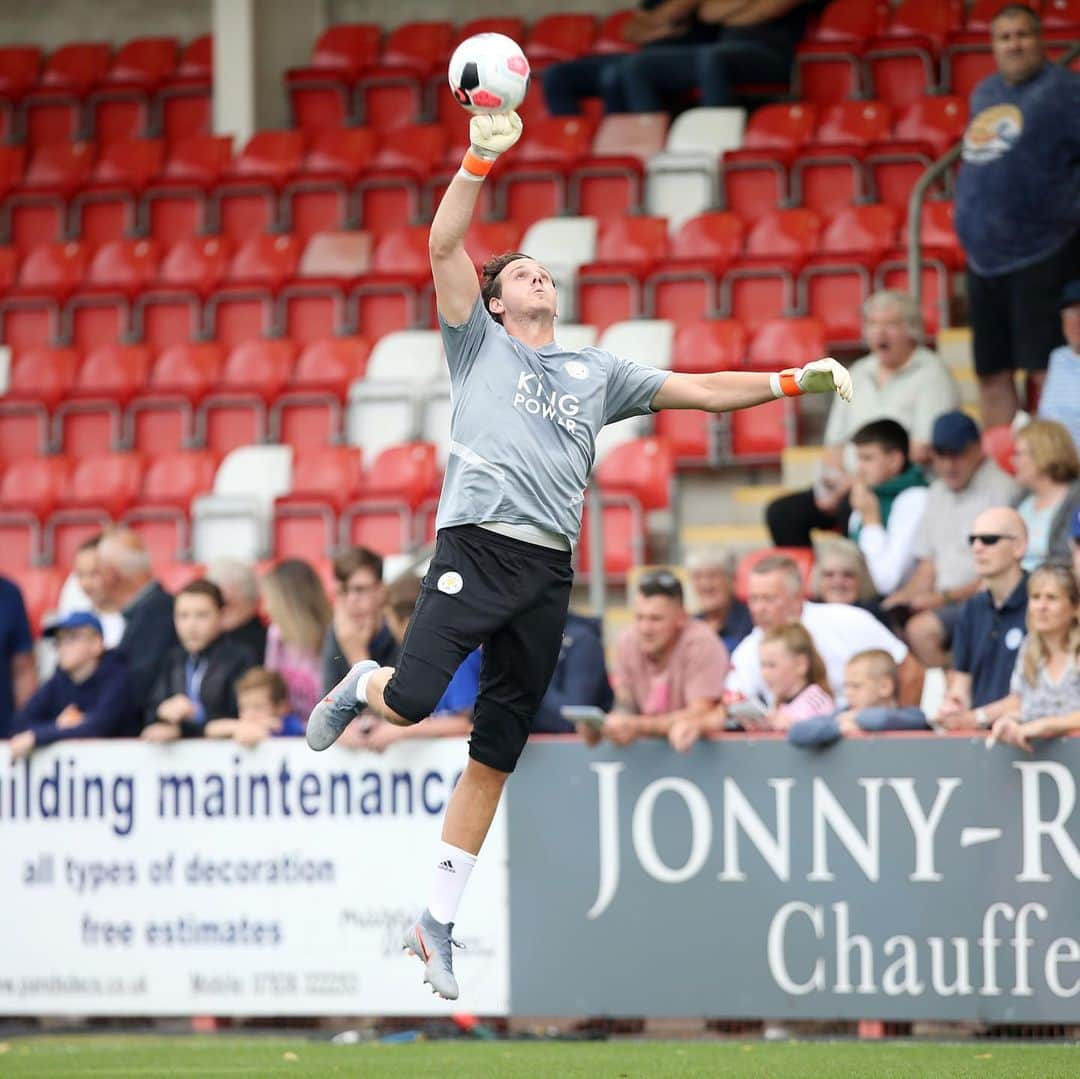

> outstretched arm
[429,112,523,325]
[652,358,853,412]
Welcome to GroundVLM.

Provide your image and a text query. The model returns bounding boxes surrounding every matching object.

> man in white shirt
[58,535,125,649]
[670,555,917,751]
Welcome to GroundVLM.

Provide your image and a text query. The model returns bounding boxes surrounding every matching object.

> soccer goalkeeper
[307,110,854,1000]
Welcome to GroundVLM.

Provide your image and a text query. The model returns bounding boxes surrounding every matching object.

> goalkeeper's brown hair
[480,251,530,324]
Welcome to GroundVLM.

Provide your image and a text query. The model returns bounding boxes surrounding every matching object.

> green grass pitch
[0,1036,1077,1078]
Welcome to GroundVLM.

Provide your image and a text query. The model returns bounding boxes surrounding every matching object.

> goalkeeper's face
[493,258,557,322]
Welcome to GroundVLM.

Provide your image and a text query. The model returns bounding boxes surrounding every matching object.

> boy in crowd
[205,667,304,747]
[8,612,137,761]
[787,649,928,748]
[142,580,257,742]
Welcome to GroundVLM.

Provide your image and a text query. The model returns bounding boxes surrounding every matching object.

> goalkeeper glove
[771,358,854,403]
[460,111,523,181]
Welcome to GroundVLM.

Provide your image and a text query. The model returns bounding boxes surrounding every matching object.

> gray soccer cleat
[305,659,378,751]
[402,909,462,1000]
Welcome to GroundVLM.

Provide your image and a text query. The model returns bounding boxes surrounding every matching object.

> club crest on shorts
[563,360,589,380]
[437,571,464,595]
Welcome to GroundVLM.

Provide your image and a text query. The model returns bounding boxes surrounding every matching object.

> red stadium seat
[0,146,27,206]
[157,34,213,144]
[357,123,446,236]
[0,345,80,459]
[734,546,815,601]
[673,319,748,374]
[644,211,745,322]
[273,445,364,557]
[347,225,429,338]
[204,233,302,347]
[23,43,111,147]
[899,198,962,268]
[0,46,42,143]
[286,24,382,134]
[569,113,668,220]
[3,141,95,253]
[891,94,968,157]
[64,237,159,351]
[0,241,90,353]
[70,137,165,247]
[0,245,18,292]
[54,342,153,455]
[14,567,65,632]
[272,336,372,449]
[577,216,669,331]
[793,0,885,103]
[199,338,296,454]
[282,127,377,239]
[525,14,597,64]
[126,341,225,454]
[463,220,525,267]
[125,448,219,560]
[212,130,305,242]
[454,17,527,44]
[813,99,893,146]
[746,317,827,370]
[142,134,233,248]
[0,457,71,571]
[89,36,178,145]
[727,397,796,461]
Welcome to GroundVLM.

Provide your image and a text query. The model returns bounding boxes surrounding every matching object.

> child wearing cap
[7,612,137,761]
[205,667,305,747]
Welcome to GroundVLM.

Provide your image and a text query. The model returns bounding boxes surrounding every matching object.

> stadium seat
[271,335,372,449]
[211,130,305,242]
[14,566,65,633]
[0,245,18,294]
[277,230,370,344]
[734,546,815,601]
[569,113,669,220]
[88,36,178,145]
[342,440,439,555]
[142,134,233,249]
[864,0,962,109]
[346,330,445,459]
[900,198,962,268]
[0,457,71,571]
[70,137,165,247]
[53,342,153,455]
[64,237,160,351]
[520,215,598,321]
[793,0,884,103]
[281,127,377,239]
[463,219,526,268]
[644,211,745,322]
[0,240,90,354]
[0,147,27,208]
[47,451,145,565]
[133,234,230,350]
[273,445,364,558]
[124,448,219,560]
[525,13,597,64]
[0,345,80,458]
[286,23,382,134]
[577,215,669,331]
[357,123,446,236]
[199,338,297,455]
[125,341,225,455]
[672,318,748,374]
[155,559,207,593]
[204,233,303,347]
[3,141,95,253]
[22,43,111,148]
[157,34,213,144]
[746,317,827,370]
[981,424,1016,476]
[357,22,453,132]
[192,443,294,563]
[348,223,433,338]
[0,46,42,144]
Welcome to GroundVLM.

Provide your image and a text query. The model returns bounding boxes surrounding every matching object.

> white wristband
[769,372,782,399]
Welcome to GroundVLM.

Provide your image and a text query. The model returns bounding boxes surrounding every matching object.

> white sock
[353,666,375,710]
[427,842,477,925]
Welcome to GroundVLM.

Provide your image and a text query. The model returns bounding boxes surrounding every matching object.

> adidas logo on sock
[438,859,456,873]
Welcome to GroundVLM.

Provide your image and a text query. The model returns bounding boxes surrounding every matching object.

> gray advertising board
[508,736,1080,1021]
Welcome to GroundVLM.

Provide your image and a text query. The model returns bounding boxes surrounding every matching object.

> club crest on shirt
[1005,626,1024,651]
[563,360,589,380]
[437,571,464,595]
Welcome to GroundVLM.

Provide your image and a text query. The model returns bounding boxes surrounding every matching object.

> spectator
[205,558,267,660]
[583,569,728,748]
[541,1,719,116]
[532,610,614,734]
[0,575,35,739]
[205,667,304,747]
[322,547,398,695]
[935,507,1029,731]
[766,292,958,548]
[847,419,929,595]
[1039,280,1080,446]
[810,539,882,619]
[620,0,817,113]
[8,612,137,761]
[349,573,479,752]
[685,546,752,652]
[954,4,1080,427]
[95,528,178,714]
[1011,419,1080,570]
[757,622,834,732]
[57,535,125,648]
[881,411,1020,667]
[788,650,929,748]
[261,559,332,720]
[988,563,1080,750]
[142,580,257,742]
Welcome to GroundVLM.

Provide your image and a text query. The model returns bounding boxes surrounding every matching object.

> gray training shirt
[435,298,670,547]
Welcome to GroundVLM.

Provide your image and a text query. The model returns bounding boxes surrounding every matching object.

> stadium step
[781,445,826,488]
[680,522,771,558]
[937,326,973,373]
[730,484,791,523]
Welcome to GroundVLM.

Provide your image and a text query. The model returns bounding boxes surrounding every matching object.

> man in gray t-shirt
[306,109,854,1002]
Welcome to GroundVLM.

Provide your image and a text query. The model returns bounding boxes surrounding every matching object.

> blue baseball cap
[1071,507,1080,542]
[45,611,104,638]
[931,410,981,455]
[1060,280,1080,311]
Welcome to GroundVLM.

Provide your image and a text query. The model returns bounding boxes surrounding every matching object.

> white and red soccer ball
[448,33,530,114]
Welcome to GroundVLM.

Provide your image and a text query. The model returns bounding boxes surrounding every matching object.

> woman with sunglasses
[988,563,1080,752]
[1011,420,1080,570]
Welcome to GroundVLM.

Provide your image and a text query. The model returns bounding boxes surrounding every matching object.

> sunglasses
[967,533,1016,547]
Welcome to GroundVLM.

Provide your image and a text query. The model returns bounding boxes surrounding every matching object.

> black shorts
[968,230,1080,376]
[383,525,574,774]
